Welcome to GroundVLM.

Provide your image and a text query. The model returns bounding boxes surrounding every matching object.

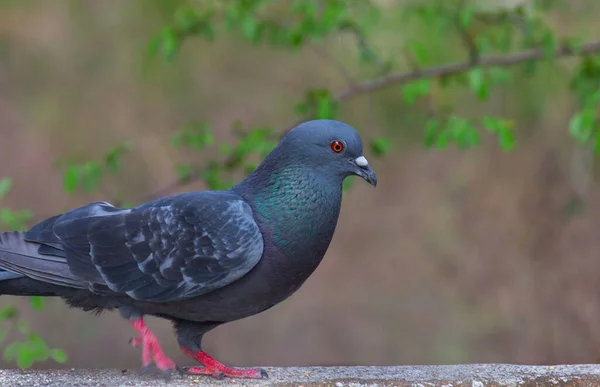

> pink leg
[129,318,177,375]
[180,346,268,379]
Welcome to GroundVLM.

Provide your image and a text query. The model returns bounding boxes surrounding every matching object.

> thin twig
[454,0,479,65]
[140,39,600,202]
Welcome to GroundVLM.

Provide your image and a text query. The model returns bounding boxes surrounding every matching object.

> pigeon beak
[352,156,377,187]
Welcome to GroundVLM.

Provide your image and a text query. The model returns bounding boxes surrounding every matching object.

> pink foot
[129,318,177,376]
[181,346,268,379]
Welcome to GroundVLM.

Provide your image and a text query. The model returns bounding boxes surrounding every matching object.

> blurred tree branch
[140,38,600,202]
[335,40,600,102]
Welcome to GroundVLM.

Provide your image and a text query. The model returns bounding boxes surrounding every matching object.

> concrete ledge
[0,364,599,386]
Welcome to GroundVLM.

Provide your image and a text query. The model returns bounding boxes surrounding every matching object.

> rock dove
[0,119,377,379]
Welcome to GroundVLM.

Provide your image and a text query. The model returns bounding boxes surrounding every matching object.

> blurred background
[2,0,600,371]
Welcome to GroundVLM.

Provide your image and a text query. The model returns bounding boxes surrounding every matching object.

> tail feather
[0,231,86,289]
[0,270,22,281]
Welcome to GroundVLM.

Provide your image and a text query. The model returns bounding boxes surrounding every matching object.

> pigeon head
[233,119,376,257]
[271,119,377,187]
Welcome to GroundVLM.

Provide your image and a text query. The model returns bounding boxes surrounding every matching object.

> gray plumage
[0,119,377,375]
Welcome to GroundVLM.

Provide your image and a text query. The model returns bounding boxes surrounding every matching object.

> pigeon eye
[330,141,344,153]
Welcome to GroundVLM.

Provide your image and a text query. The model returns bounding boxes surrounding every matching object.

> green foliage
[147,0,588,157]
[370,138,392,156]
[3,0,600,369]
[402,79,431,106]
[3,332,67,368]
[172,123,214,152]
[569,55,600,152]
[62,141,132,195]
[0,178,33,230]
[295,89,339,119]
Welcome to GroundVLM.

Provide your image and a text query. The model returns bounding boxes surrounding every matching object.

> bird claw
[180,347,268,379]
[260,369,269,379]
[184,365,267,379]
[139,364,155,375]
[129,319,177,378]
[129,337,142,348]
[175,365,186,376]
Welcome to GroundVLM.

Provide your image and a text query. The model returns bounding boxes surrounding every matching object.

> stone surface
[0,365,599,386]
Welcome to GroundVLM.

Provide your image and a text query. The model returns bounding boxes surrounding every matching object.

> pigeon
[0,119,377,379]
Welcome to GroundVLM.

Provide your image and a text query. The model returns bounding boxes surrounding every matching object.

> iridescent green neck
[235,165,343,257]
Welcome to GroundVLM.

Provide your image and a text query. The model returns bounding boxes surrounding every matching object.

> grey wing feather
[0,232,87,288]
[50,192,264,302]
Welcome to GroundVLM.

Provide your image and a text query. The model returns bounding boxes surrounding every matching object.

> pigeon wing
[50,192,264,302]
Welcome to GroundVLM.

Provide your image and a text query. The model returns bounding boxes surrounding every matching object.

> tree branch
[334,39,600,102]
[140,39,600,202]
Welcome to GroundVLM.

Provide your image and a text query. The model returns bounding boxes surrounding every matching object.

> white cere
[355,156,369,167]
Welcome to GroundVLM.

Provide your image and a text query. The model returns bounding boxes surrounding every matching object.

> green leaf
[51,349,68,363]
[293,0,317,17]
[541,29,556,60]
[104,141,133,173]
[435,130,452,150]
[475,35,493,54]
[0,178,12,199]
[498,129,515,151]
[175,164,195,183]
[316,95,334,119]
[409,42,428,65]
[447,116,479,149]
[569,109,596,143]
[458,7,474,29]
[4,342,22,361]
[401,79,431,105]
[147,35,161,57]
[29,297,44,311]
[62,165,79,194]
[0,208,33,230]
[241,16,258,40]
[482,116,515,151]
[0,306,16,321]
[16,346,35,368]
[80,162,103,192]
[172,123,214,152]
[467,68,488,100]
[321,0,345,30]
[482,116,509,133]
[298,89,337,119]
[160,28,180,61]
[370,138,391,156]
[424,118,441,148]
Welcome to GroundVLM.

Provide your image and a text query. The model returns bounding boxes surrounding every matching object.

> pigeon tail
[0,268,23,281]
[0,231,86,295]
[0,232,28,284]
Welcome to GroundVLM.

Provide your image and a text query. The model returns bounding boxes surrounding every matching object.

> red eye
[331,141,344,153]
